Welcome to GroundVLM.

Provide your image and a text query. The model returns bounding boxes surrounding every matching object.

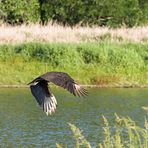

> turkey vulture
[28,72,87,115]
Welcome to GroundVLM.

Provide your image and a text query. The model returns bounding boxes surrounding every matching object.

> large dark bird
[28,72,87,115]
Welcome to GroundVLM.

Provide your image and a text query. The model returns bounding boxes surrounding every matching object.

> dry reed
[0,24,148,44]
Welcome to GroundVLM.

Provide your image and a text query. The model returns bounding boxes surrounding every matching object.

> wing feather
[30,81,57,115]
[40,72,87,97]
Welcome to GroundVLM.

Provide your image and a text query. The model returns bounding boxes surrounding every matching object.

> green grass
[0,41,147,85]
[57,114,148,148]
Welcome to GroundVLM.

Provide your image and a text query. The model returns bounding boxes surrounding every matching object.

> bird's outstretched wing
[30,81,57,115]
[39,72,88,97]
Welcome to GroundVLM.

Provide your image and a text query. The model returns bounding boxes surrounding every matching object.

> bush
[0,42,147,85]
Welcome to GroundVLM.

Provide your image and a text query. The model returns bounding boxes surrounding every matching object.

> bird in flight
[28,72,87,115]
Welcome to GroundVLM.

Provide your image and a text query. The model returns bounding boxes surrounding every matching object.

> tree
[0,0,40,24]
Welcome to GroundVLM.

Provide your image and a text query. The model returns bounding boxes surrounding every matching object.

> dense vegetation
[0,42,147,85]
[0,0,148,27]
[57,114,148,148]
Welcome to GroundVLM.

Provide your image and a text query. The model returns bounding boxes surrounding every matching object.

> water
[0,88,147,147]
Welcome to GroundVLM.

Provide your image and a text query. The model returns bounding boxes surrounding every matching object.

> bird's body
[28,72,87,115]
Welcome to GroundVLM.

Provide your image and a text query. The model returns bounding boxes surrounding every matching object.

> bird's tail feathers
[42,94,57,116]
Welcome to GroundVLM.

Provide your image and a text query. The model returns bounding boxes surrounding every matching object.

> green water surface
[0,88,147,147]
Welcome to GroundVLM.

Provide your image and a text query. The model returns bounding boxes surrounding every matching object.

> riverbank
[0,84,148,88]
[0,42,147,86]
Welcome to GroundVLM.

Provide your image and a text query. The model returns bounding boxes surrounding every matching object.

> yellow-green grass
[0,42,147,85]
[57,114,148,148]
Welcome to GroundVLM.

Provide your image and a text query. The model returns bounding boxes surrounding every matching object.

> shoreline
[0,84,148,88]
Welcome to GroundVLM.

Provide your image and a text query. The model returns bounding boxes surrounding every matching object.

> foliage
[0,42,147,85]
[57,115,148,148]
[0,0,40,24]
[138,0,148,25]
[0,0,148,27]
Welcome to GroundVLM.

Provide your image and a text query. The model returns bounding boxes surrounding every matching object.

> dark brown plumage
[28,72,87,115]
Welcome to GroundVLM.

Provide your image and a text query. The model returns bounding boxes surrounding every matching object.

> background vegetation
[0,42,147,85]
[0,1,147,86]
[0,0,148,27]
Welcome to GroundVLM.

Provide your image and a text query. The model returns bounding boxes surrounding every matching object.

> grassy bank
[0,42,147,85]
[57,114,148,148]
